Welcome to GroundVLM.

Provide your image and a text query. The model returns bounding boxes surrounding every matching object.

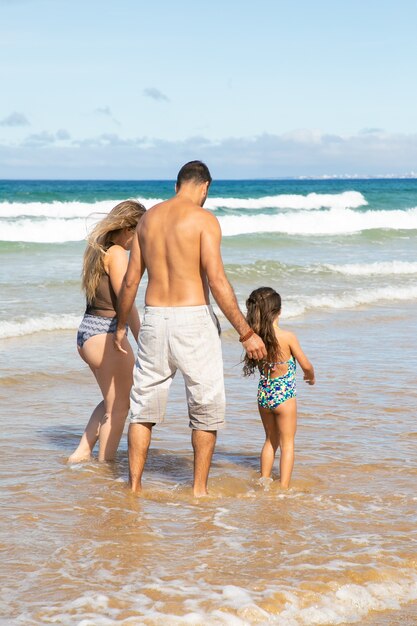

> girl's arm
[106,246,140,342]
[288,332,315,385]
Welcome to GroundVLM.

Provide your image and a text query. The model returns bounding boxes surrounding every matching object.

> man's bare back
[139,194,212,307]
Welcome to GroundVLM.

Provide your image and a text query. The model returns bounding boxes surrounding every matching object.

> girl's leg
[69,333,134,462]
[275,398,297,489]
[259,406,280,478]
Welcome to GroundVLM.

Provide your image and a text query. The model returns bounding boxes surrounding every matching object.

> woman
[68,200,146,462]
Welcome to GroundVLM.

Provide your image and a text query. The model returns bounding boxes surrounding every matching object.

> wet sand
[358,603,417,626]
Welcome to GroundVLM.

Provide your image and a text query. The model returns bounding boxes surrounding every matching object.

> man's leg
[191,429,217,497]
[128,422,153,493]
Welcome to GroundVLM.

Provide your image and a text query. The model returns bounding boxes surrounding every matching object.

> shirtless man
[114,161,266,496]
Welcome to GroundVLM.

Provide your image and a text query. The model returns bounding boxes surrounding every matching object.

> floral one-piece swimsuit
[257,356,296,409]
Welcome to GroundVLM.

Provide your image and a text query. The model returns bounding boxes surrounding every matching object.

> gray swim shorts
[129,305,225,430]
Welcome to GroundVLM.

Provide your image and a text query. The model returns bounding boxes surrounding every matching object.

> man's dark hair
[176,160,212,189]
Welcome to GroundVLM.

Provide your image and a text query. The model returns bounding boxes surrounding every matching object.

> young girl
[244,287,315,488]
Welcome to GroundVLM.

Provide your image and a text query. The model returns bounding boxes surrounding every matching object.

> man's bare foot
[193,487,209,498]
[129,476,142,493]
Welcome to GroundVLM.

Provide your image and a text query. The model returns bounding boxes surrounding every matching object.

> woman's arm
[288,332,315,385]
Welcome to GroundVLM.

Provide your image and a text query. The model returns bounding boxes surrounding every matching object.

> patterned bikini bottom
[77,314,127,349]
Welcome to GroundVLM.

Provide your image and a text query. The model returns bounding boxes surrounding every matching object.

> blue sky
[1,0,417,178]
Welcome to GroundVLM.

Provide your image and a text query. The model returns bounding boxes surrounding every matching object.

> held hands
[113,327,127,354]
[242,332,267,361]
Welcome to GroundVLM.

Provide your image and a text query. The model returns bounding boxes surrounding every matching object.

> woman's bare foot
[67,450,92,463]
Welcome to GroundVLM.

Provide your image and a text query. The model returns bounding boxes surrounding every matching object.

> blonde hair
[82,200,146,304]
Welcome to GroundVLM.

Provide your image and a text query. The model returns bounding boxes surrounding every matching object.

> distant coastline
[1,173,417,182]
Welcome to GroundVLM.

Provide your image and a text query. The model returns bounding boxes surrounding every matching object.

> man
[114,161,266,496]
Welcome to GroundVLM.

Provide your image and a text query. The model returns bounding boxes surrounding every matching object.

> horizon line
[1,174,417,183]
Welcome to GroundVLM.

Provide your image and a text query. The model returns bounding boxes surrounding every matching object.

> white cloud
[1,129,417,178]
[143,88,170,103]
[73,134,146,148]
[22,131,56,147]
[94,106,112,116]
[22,129,71,147]
[93,106,120,125]
[0,112,30,127]
[281,128,323,144]
[56,129,71,140]
[359,127,384,135]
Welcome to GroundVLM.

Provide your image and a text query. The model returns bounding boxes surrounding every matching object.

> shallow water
[1,304,417,625]
[1,179,417,624]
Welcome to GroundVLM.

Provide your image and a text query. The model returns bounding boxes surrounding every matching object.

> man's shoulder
[185,207,219,235]
[146,199,170,213]
[139,200,169,225]
[198,206,219,223]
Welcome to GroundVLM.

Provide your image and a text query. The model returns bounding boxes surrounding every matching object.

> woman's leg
[275,398,297,489]
[69,333,134,462]
[259,406,280,478]
[68,399,105,462]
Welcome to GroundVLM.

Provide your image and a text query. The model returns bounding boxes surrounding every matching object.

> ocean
[1,178,416,625]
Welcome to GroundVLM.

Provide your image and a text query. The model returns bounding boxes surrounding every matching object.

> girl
[244,287,315,488]
[68,200,146,463]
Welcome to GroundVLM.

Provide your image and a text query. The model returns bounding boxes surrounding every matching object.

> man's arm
[114,229,145,353]
[201,214,266,360]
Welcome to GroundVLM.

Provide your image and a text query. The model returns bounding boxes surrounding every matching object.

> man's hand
[242,333,267,361]
[114,327,128,354]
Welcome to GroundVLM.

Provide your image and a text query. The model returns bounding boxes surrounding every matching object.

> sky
[1,0,417,179]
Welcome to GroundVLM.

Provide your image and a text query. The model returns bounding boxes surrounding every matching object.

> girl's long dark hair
[243,287,282,376]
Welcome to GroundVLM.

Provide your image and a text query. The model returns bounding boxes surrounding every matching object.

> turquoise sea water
[1,178,416,210]
[1,178,416,337]
[1,178,417,625]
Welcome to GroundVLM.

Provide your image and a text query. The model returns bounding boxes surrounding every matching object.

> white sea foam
[2,206,417,242]
[323,260,417,275]
[0,198,159,218]
[279,577,417,625]
[226,260,417,279]
[213,508,240,531]
[0,191,366,219]
[18,571,417,625]
[232,284,417,322]
[283,285,417,317]
[0,217,98,243]
[205,190,367,211]
[4,283,417,340]
[219,206,417,237]
[0,314,80,339]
